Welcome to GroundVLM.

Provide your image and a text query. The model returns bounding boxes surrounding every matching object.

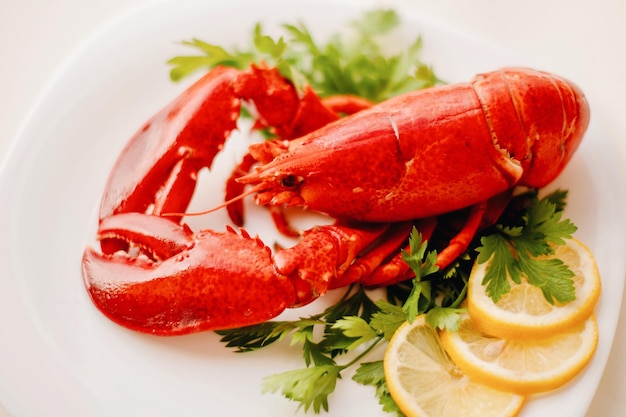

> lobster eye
[280,174,300,189]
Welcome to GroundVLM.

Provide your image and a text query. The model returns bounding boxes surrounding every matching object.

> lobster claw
[99,66,247,221]
[82,213,297,335]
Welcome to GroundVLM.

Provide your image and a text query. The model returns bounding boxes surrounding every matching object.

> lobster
[81,65,589,336]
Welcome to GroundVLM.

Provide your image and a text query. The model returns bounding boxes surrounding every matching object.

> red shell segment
[239,68,589,222]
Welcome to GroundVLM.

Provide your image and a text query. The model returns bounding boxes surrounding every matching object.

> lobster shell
[241,68,589,222]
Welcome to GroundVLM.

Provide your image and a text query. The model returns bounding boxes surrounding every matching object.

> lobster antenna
[160,183,265,218]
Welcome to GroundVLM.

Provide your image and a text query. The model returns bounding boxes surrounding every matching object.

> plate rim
[0,1,624,416]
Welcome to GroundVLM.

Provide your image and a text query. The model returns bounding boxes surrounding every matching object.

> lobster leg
[326,201,489,290]
[268,206,303,237]
[225,153,257,227]
[359,192,509,288]
[328,221,415,289]
[342,206,482,289]
[433,201,487,270]
[356,218,438,288]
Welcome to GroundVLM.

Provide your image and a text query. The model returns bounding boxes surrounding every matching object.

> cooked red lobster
[82,65,589,335]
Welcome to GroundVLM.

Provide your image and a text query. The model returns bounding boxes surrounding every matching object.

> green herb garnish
[167,9,442,102]
[169,9,579,415]
[216,191,576,415]
[476,190,578,304]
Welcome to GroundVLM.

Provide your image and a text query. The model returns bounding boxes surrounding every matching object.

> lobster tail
[473,68,590,188]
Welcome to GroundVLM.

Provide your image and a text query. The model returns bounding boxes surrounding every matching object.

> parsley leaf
[353,361,403,416]
[167,39,254,81]
[252,24,287,59]
[526,196,577,248]
[369,301,406,340]
[167,9,442,102]
[425,306,465,332]
[258,292,389,414]
[518,255,576,304]
[262,365,342,413]
[301,338,336,367]
[321,284,378,323]
[216,319,313,353]
[476,190,578,303]
[476,232,517,299]
[400,227,439,322]
[331,317,378,350]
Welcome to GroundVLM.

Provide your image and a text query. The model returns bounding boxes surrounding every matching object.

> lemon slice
[384,316,525,417]
[440,313,598,395]
[468,238,601,339]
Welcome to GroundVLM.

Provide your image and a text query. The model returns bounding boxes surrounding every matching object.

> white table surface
[1,0,625,416]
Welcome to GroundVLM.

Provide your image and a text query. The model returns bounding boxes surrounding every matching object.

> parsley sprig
[216,190,577,415]
[167,9,442,102]
[217,286,406,414]
[476,190,578,303]
[257,298,411,414]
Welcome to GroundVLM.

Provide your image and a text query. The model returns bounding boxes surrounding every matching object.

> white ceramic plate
[0,0,624,416]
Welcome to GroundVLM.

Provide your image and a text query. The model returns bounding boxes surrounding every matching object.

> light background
[1,0,624,416]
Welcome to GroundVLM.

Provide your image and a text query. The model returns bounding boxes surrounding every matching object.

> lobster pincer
[83,213,397,335]
[83,213,296,335]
